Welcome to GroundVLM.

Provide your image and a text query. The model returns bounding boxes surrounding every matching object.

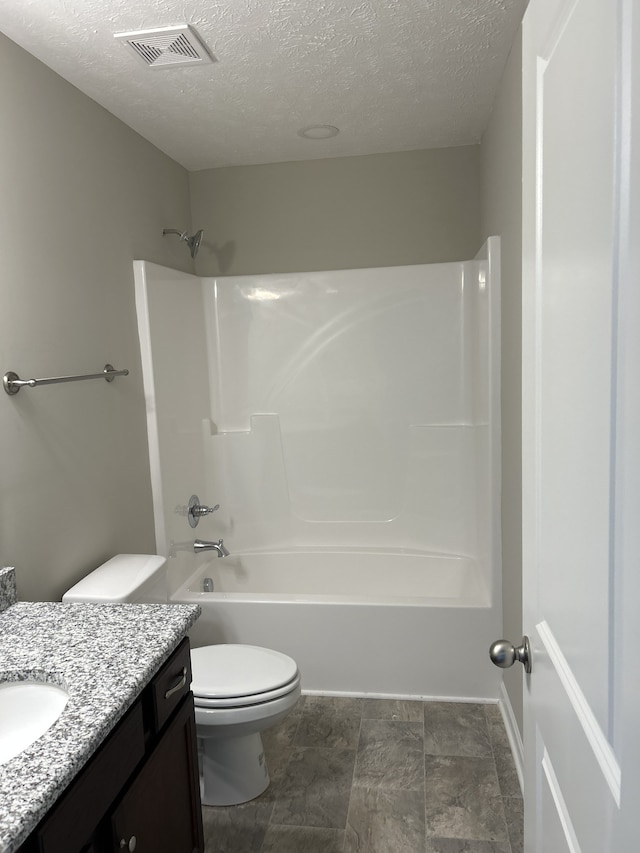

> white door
[521,0,640,850]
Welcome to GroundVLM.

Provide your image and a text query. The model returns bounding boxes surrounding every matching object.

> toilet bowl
[62,554,302,806]
[190,644,301,805]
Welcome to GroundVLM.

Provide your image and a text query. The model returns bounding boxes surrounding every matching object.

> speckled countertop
[0,569,200,853]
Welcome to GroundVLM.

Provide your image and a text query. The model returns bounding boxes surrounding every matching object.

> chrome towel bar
[3,364,129,395]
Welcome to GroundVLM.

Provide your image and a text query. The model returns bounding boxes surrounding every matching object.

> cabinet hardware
[165,667,188,699]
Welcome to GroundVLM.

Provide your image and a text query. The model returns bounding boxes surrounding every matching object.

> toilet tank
[62,554,168,604]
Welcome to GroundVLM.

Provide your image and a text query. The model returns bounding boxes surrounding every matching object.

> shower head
[186,229,204,258]
[162,228,204,258]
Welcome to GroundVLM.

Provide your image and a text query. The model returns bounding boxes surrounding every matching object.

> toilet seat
[190,644,299,708]
[193,671,301,708]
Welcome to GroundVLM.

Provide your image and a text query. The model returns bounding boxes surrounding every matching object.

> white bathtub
[171,550,500,701]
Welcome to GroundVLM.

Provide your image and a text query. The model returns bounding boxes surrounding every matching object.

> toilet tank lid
[62,554,167,603]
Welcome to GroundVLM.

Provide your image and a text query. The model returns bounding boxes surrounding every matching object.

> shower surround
[134,238,501,700]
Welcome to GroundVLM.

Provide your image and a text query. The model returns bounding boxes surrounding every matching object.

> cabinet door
[110,695,203,853]
[22,702,146,853]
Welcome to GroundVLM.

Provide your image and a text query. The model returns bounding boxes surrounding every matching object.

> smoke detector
[114,24,216,68]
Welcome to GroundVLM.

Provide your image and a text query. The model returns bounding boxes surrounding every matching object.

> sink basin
[0,680,69,765]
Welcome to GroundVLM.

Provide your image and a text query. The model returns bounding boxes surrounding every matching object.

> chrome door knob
[489,636,531,673]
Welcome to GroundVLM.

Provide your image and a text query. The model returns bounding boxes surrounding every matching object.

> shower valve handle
[192,504,220,517]
[187,494,220,528]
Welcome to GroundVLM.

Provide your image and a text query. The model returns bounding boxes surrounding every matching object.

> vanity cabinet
[110,693,200,853]
[19,639,204,853]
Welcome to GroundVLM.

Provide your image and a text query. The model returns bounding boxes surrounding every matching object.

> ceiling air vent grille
[114,25,215,68]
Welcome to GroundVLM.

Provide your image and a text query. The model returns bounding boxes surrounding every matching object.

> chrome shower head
[162,228,204,258]
[186,229,203,259]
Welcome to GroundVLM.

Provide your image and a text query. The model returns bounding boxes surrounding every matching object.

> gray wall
[0,33,193,602]
[190,146,482,276]
[480,31,524,736]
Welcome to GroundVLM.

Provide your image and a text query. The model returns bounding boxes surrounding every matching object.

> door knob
[489,636,531,673]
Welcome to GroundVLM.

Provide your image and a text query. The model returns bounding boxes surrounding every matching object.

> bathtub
[170,550,500,701]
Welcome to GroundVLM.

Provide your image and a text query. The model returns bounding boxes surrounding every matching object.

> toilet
[62,554,301,806]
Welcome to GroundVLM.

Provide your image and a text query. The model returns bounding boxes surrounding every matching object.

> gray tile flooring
[201,697,524,853]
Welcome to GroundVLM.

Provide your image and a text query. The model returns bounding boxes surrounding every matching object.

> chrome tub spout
[194,538,230,558]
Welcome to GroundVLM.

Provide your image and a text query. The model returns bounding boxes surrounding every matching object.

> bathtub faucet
[194,538,230,558]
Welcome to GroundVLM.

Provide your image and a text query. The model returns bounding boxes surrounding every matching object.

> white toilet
[62,554,301,806]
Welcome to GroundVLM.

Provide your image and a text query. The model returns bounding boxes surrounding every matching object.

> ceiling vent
[114,25,216,68]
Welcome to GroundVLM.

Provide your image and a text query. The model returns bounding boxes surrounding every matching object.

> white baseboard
[498,681,524,795]
[302,689,498,704]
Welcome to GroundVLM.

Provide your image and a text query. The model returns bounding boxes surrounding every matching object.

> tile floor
[201,697,524,853]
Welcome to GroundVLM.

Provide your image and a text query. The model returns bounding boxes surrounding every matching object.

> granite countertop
[0,569,200,853]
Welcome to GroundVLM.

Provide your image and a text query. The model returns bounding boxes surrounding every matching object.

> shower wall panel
[135,248,498,598]
[134,261,211,575]
[201,263,489,557]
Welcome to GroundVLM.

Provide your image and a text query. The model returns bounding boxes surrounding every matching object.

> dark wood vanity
[19,639,204,853]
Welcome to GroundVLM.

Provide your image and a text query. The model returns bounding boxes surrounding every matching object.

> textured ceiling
[0,0,527,171]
